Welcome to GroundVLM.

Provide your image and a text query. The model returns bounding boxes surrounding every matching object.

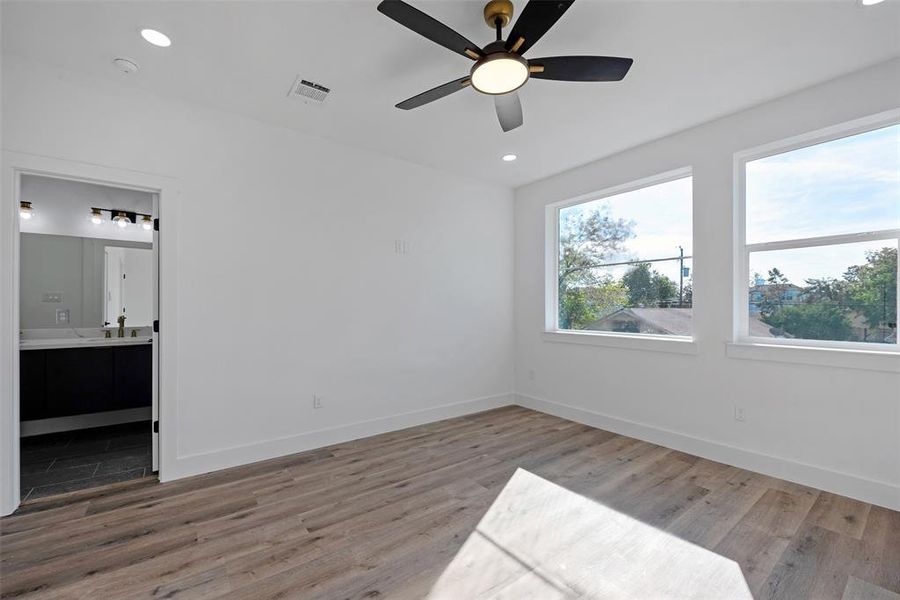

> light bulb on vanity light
[141,215,153,231]
[90,208,104,225]
[113,212,131,228]
[19,201,35,220]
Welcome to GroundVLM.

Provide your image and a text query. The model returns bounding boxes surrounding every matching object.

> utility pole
[678,246,684,308]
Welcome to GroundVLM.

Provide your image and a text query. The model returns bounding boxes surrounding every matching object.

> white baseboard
[162,393,514,482]
[515,393,900,511]
[21,407,151,437]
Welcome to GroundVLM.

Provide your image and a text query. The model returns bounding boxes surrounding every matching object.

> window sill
[726,341,900,373]
[542,330,698,355]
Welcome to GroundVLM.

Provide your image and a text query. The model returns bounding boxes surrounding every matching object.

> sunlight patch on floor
[428,468,753,599]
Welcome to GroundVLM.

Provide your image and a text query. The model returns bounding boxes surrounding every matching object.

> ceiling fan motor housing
[483,0,514,28]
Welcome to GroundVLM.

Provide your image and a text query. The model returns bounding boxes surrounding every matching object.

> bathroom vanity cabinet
[20,344,151,420]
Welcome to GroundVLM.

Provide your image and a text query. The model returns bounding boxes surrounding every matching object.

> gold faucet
[117,314,126,338]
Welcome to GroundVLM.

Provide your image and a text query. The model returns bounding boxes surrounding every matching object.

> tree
[844,247,897,338]
[802,277,846,304]
[559,278,628,330]
[682,283,693,307]
[763,303,853,341]
[621,262,679,307]
[558,206,634,328]
[757,268,793,317]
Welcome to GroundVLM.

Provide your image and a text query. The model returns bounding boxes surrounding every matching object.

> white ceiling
[2,1,899,188]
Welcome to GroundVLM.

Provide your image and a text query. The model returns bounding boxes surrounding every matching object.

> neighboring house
[748,283,804,314]
[586,307,784,338]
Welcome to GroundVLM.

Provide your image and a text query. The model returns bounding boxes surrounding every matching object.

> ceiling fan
[377,0,633,133]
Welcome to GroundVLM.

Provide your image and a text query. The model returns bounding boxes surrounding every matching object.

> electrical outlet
[313,395,323,409]
[55,309,70,324]
[734,406,746,422]
[394,240,409,255]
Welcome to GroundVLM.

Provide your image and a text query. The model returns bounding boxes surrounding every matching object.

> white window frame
[544,167,697,354]
[732,109,900,366]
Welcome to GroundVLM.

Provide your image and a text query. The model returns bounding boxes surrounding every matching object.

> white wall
[19,233,84,328]
[515,58,900,510]
[2,56,514,492]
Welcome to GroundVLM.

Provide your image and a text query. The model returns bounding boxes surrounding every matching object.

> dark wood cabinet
[113,345,153,410]
[19,351,47,421]
[20,344,151,421]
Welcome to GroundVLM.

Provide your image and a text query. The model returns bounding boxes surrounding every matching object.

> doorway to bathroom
[16,173,160,501]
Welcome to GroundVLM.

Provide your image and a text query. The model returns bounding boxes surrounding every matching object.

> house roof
[586,308,781,338]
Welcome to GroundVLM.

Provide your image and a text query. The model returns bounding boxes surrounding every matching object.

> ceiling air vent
[288,76,331,105]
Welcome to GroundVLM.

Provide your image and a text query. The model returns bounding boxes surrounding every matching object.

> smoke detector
[113,57,140,75]
[288,76,330,105]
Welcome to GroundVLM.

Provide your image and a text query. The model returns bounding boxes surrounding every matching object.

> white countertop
[19,328,153,350]
[20,337,152,350]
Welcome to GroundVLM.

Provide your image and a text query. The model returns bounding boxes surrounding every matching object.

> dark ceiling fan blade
[377,0,483,60]
[505,0,575,55]
[529,56,633,81]
[396,76,471,110]
[494,92,523,132]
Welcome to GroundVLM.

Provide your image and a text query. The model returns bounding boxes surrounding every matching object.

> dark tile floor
[20,421,154,501]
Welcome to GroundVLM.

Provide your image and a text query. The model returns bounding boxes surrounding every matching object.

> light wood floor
[1,406,898,599]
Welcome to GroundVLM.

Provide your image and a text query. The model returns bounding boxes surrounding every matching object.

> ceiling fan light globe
[470,53,529,95]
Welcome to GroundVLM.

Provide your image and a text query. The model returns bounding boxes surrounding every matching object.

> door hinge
[153,218,159,231]
[153,421,159,434]
[153,320,159,333]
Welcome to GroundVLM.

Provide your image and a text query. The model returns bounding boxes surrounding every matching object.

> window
[549,170,693,338]
[738,121,899,349]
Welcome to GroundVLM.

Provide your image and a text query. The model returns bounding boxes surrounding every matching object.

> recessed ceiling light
[140,28,172,47]
[502,154,517,162]
[113,57,140,74]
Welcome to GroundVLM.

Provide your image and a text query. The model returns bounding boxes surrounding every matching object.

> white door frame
[1,151,178,515]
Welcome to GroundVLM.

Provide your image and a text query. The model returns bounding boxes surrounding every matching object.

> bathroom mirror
[20,233,153,329]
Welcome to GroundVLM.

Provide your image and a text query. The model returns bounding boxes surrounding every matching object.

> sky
[560,176,693,285]
[746,123,899,283]
[561,123,899,287]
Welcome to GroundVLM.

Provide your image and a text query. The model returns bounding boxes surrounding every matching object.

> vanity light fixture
[89,207,152,229]
[113,212,131,228]
[19,201,35,220]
